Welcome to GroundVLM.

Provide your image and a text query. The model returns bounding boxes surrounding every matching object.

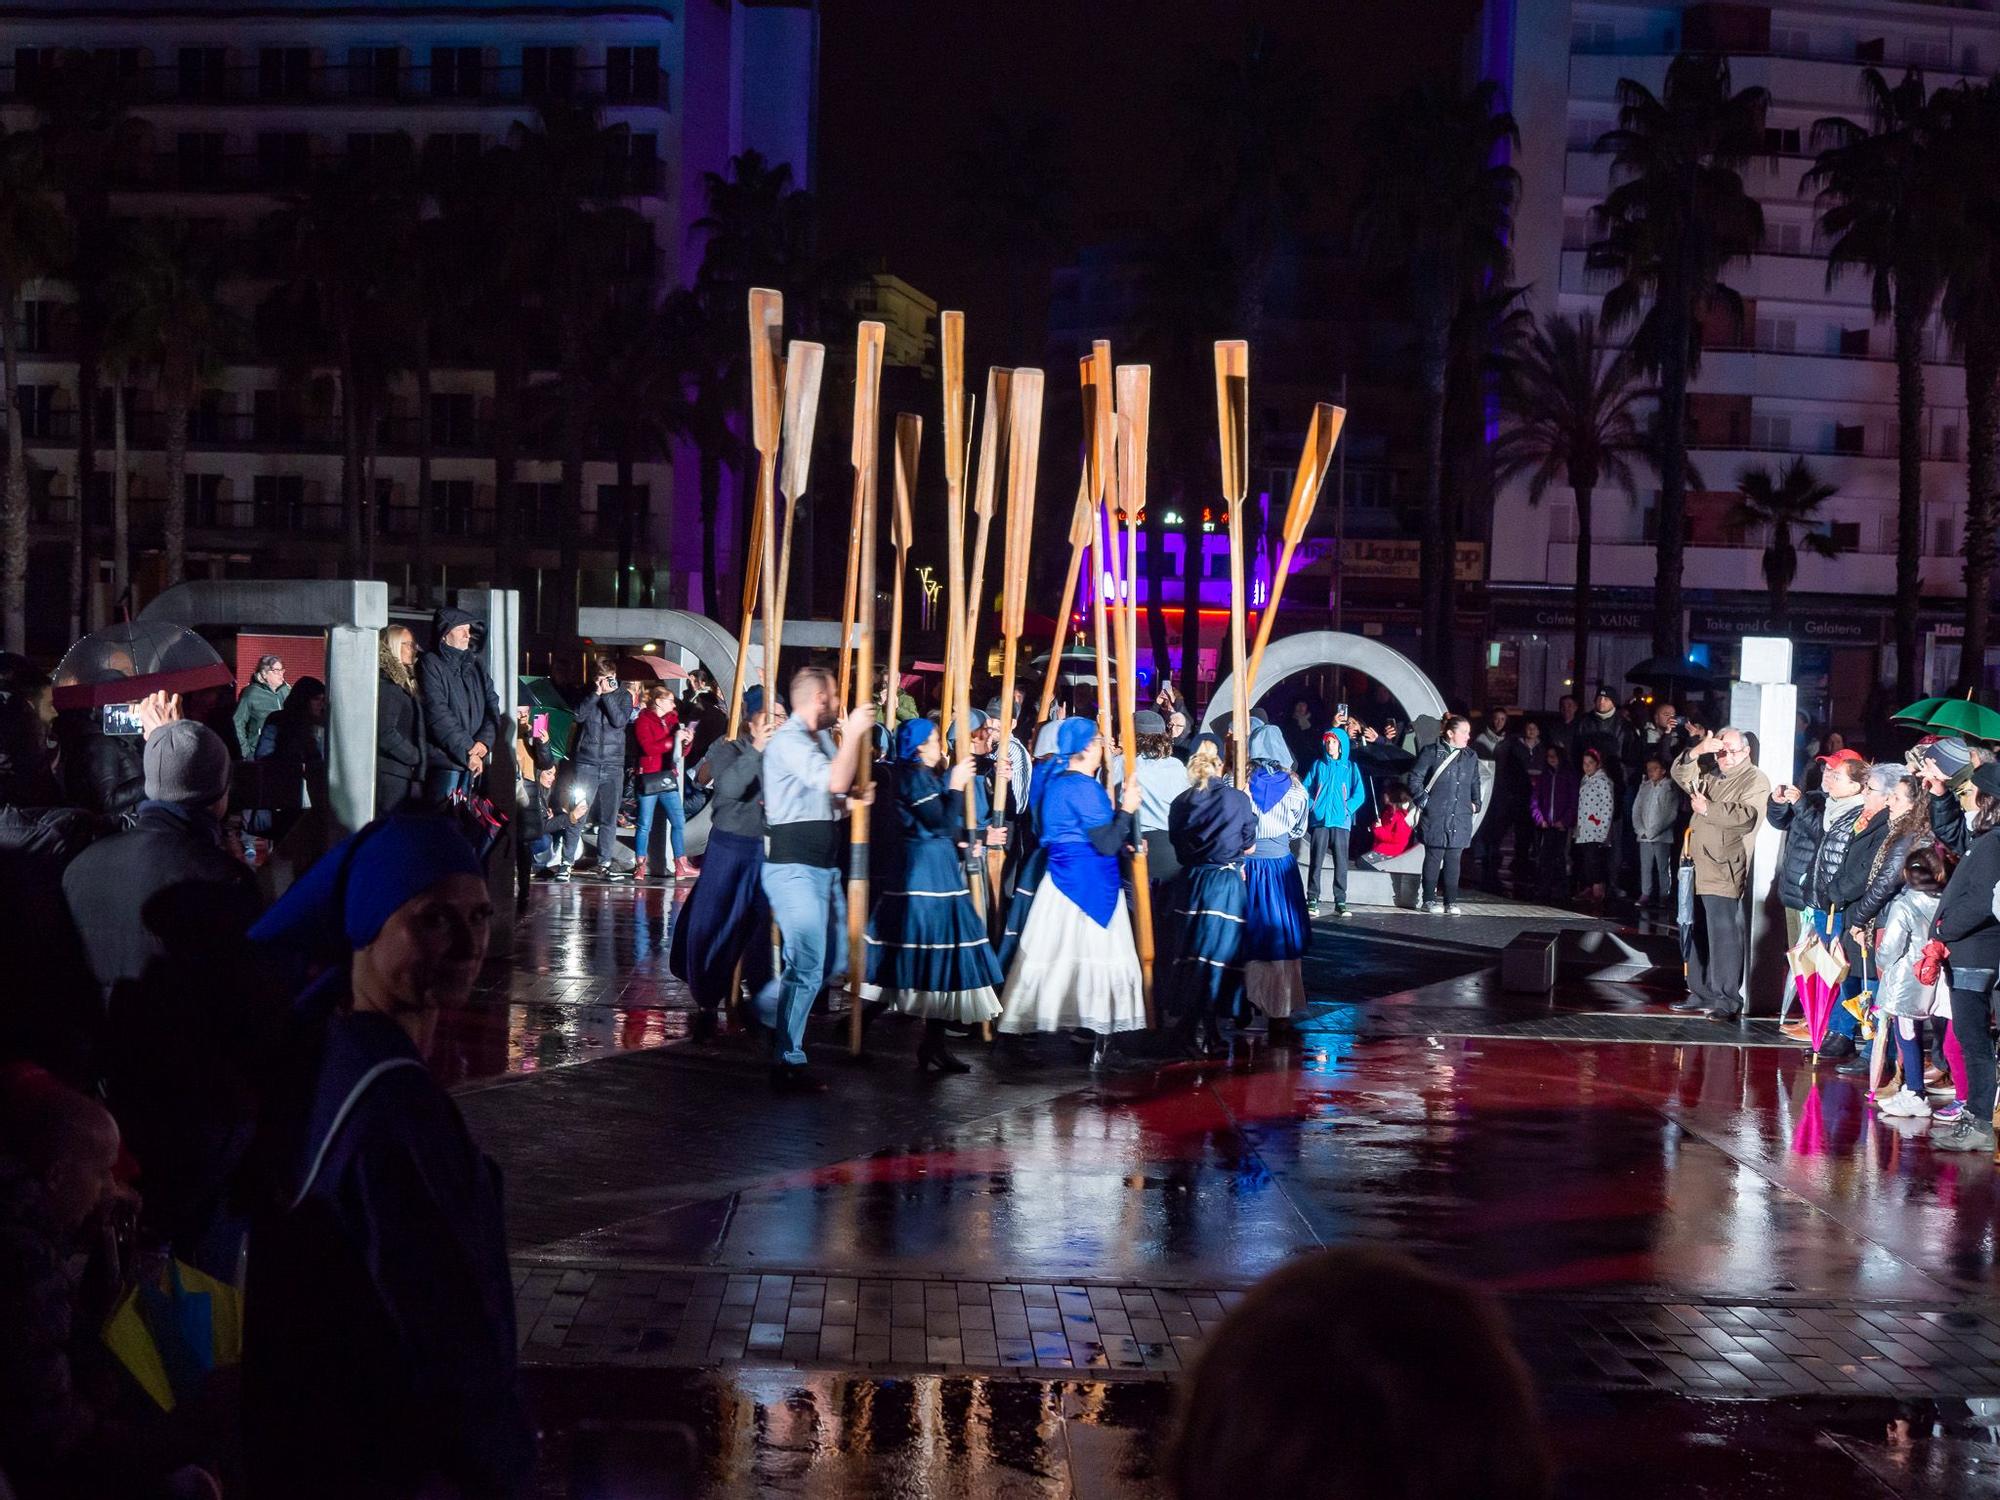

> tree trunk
[0,293,29,652]
[71,321,98,638]
[1651,294,1691,661]
[1415,312,1453,696]
[1142,479,1171,691]
[363,400,379,578]
[698,443,722,624]
[1892,292,1925,705]
[556,312,585,645]
[614,443,635,608]
[415,331,434,607]
[1570,478,1595,699]
[111,381,128,610]
[1959,326,1999,694]
[491,335,522,587]
[338,333,364,576]
[1770,528,1795,630]
[162,369,189,588]
[1177,449,1204,711]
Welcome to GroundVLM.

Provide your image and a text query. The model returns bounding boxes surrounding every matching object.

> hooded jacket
[1631,775,1683,843]
[417,609,500,772]
[1302,727,1367,830]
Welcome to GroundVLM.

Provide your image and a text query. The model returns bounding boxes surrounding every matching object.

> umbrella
[1892,692,2000,744]
[519,676,576,762]
[614,654,689,682]
[1029,647,1110,687]
[1787,919,1849,1060]
[1625,654,1721,701]
[51,621,233,711]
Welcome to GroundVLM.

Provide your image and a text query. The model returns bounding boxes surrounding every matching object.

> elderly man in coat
[1670,727,1772,1021]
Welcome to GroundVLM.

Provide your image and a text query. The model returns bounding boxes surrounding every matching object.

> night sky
[817,0,1486,350]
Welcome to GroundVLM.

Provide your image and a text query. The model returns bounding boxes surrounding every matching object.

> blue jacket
[1301,727,1367,830]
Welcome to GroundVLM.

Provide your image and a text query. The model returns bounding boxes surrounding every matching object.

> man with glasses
[1671,728,1770,1020]
[232,654,289,758]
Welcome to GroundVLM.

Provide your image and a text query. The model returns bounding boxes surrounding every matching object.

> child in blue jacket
[1302,724,1368,916]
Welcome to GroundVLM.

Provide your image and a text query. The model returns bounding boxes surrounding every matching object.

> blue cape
[1039,770,1120,926]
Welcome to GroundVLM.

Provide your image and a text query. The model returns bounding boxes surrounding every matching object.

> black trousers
[1307,825,1348,904]
[1421,844,1462,906]
[1689,893,1746,1014]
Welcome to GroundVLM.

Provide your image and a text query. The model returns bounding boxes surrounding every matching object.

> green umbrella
[520,676,577,762]
[1889,695,1955,728]
[1915,695,2000,745]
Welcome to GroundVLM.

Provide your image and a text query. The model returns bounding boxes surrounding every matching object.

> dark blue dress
[866,764,1004,1021]
[1167,779,1259,1021]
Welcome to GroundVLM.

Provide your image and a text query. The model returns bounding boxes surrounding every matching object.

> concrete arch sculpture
[576,607,747,693]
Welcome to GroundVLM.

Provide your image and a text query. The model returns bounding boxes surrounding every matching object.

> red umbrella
[614,654,689,682]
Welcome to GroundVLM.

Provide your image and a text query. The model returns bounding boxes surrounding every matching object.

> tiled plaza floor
[452,879,2000,1495]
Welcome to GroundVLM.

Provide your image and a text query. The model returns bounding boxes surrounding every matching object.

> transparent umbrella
[50,621,233,712]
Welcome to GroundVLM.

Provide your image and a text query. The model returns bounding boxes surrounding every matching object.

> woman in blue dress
[1242,723,1312,1027]
[996,717,1069,970]
[1167,739,1259,1056]
[865,719,1004,1072]
[997,717,1146,1066]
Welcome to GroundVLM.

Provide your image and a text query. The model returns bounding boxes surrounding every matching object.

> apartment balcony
[1516,538,1964,598]
[1557,247,1933,313]
[1687,346,1966,406]
[29,493,626,549]
[110,152,664,198]
[1569,50,1986,113]
[2,63,670,111]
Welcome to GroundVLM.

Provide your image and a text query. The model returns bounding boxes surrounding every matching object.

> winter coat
[376,671,426,812]
[699,736,768,841]
[633,708,678,778]
[0,688,59,808]
[1531,766,1578,830]
[0,805,101,1074]
[1799,798,1864,911]
[1936,826,2000,973]
[1839,824,1928,967]
[55,717,146,819]
[1671,750,1771,899]
[233,680,290,759]
[1872,887,1942,1018]
[418,639,500,772]
[1371,805,1414,859]
[1575,710,1635,783]
[1825,808,1891,914]
[1631,777,1683,843]
[572,685,636,769]
[1409,742,1481,850]
[1574,769,1615,845]
[1302,728,1367,830]
[1766,790,1849,912]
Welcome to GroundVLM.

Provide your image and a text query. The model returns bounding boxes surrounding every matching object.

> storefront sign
[1340,538,1484,582]
[1689,607,1879,645]
[1490,598,1653,634]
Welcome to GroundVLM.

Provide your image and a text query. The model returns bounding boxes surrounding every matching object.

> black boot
[917,1019,971,1074]
[1089,1032,1115,1070]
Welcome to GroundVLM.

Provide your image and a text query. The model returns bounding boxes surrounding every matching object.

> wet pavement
[443,879,2000,1496]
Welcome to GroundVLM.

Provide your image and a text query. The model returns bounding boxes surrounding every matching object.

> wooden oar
[1245,402,1345,702]
[1214,340,1250,787]
[748,287,784,714]
[1114,366,1155,1021]
[991,367,1042,909]
[1036,478,1093,726]
[726,499,764,739]
[769,340,827,678]
[963,367,1012,871]
[835,518,862,713]
[939,311,968,738]
[1081,342,1117,782]
[887,413,921,745]
[846,321,886,1059]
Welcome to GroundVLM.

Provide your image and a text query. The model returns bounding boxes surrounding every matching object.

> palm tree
[1733,458,1842,628]
[944,113,1072,355]
[1355,81,1519,694]
[1808,69,1945,703]
[1495,313,1656,695]
[584,304,692,606]
[1933,80,2000,691]
[507,103,639,639]
[0,124,68,651]
[263,138,422,576]
[1590,52,1768,661]
[102,218,240,590]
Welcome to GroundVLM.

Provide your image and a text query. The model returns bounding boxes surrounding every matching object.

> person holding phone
[562,657,638,880]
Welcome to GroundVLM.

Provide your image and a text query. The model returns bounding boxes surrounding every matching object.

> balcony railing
[113,151,663,197]
[29,493,619,548]
[4,62,671,109]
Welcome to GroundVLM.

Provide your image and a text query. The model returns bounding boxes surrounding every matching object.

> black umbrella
[1625,654,1721,701]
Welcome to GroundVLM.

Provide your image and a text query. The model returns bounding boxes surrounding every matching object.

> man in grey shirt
[756,666,874,1090]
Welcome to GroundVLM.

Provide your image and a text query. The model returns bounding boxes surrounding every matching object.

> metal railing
[3,61,671,109]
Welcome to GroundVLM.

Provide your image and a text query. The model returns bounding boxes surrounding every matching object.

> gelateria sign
[1690,607,1880,645]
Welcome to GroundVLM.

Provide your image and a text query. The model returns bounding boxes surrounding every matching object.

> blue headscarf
[896,717,936,762]
[250,813,485,965]
[1249,723,1294,769]
[1056,717,1098,758]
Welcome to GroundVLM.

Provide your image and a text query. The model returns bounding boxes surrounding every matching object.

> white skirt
[997,881,1147,1036]
[1244,959,1305,1019]
[890,985,1002,1024]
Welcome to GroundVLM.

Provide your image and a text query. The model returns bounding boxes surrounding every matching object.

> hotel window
[183,474,224,527]
[257,131,311,189]
[1751,414,1792,449]
[1828,521,1861,552]
[430,478,477,536]
[1772,28,1810,56]
[349,46,401,99]
[1937,423,1961,461]
[430,46,483,98]
[178,47,227,101]
[18,299,54,354]
[1570,21,1614,51]
[429,392,477,446]
[14,384,56,439]
[1755,318,1796,353]
[523,46,576,100]
[13,48,58,96]
[253,475,306,529]
[347,132,405,166]
[1762,126,1801,154]
[259,47,311,100]
[607,45,661,102]
[175,133,226,190]
[424,133,483,172]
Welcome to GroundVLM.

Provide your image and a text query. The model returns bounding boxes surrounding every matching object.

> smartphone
[101,702,144,737]
[532,712,549,740]
[1336,702,1348,721]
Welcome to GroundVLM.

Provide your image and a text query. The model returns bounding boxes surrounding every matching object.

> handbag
[1408,747,1461,832]
[636,769,676,798]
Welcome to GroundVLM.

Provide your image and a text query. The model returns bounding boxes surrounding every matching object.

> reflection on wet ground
[467,884,2000,1496]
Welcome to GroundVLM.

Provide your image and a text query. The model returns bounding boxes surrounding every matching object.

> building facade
[1480,0,1989,723]
[0,0,815,656]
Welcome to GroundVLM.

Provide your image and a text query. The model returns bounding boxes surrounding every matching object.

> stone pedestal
[1730,638,1797,1019]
